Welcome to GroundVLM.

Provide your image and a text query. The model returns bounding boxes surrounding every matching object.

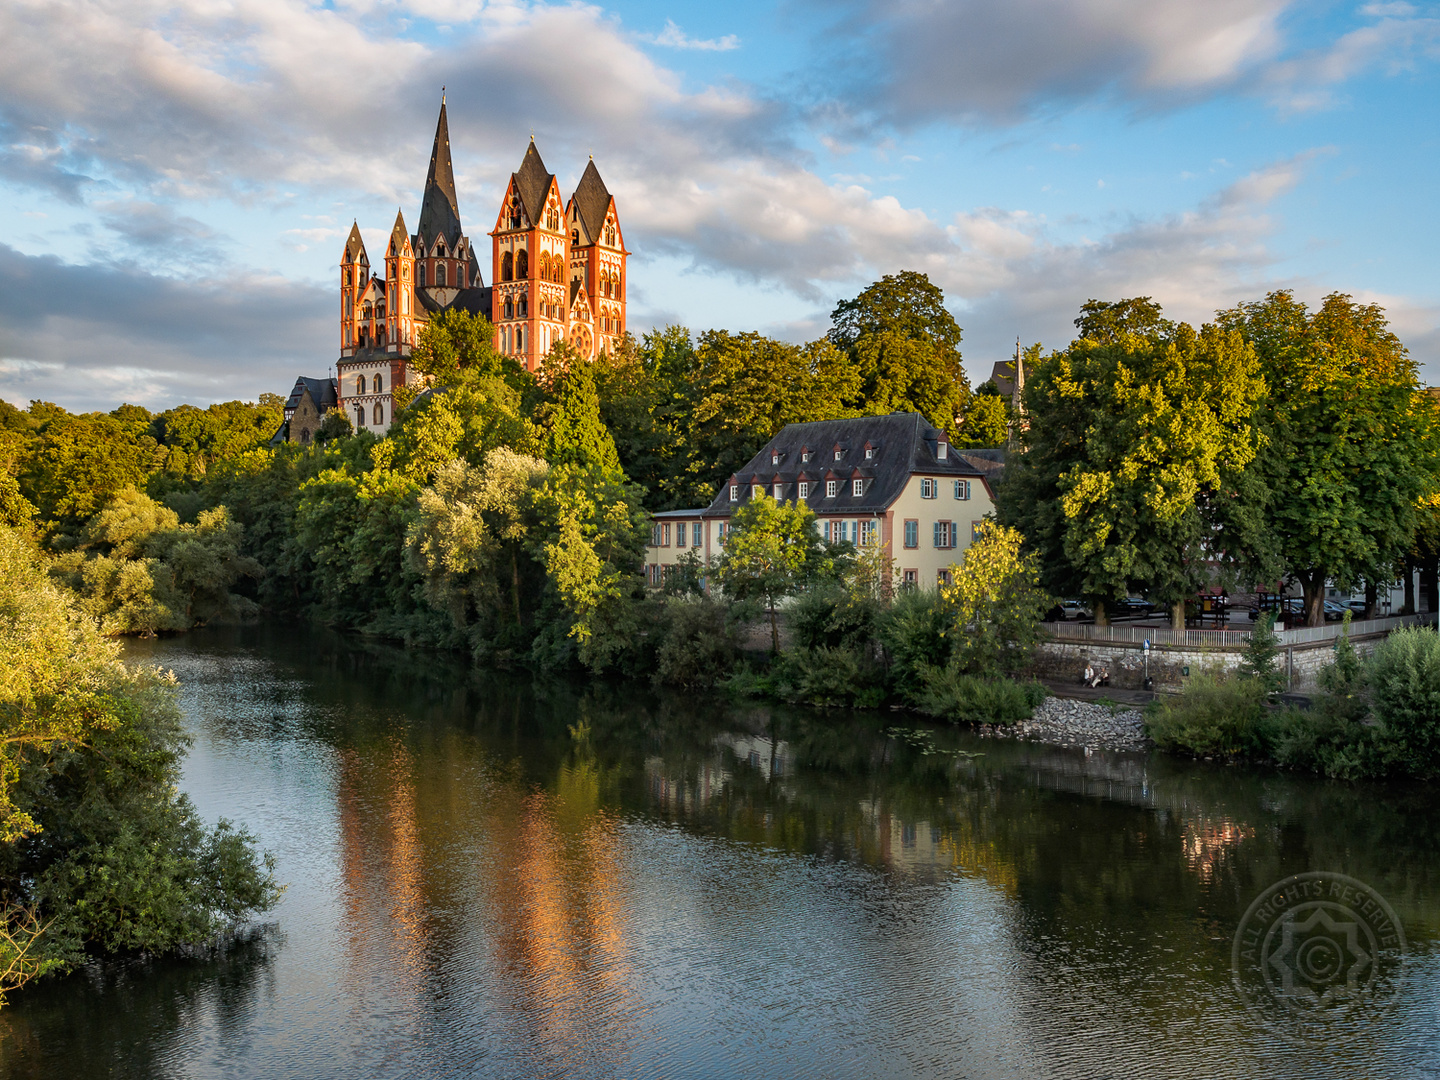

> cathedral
[325,98,629,438]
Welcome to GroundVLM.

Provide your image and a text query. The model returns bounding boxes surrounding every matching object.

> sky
[2,0,1439,412]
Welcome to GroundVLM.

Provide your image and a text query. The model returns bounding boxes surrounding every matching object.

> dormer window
[771,451,780,465]
[773,483,783,500]
[798,481,810,498]
[801,448,811,463]
[865,447,875,459]
[730,484,739,501]
[852,479,864,497]
[937,437,949,461]
[834,449,842,461]
[826,480,838,498]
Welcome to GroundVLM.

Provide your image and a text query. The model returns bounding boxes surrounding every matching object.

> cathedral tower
[565,158,627,360]
[491,140,569,371]
[340,223,369,356]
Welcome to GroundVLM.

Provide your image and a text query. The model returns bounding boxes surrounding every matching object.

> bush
[1368,626,1440,777]
[909,665,1045,726]
[1145,675,1267,757]
[789,586,878,653]
[879,588,952,681]
[1260,705,1380,779]
[653,596,742,689]
[764,645,888,708]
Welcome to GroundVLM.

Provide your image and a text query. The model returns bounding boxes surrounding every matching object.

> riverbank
[977,697,1149,753]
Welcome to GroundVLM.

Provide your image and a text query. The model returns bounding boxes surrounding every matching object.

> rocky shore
[981,696,1150,752]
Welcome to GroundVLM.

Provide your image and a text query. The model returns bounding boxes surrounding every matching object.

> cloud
[94,200,230,267]
[0,244,331,411]
[642,19,739,51]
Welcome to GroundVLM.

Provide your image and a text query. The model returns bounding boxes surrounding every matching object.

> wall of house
[337,357,406,436]
[288,395,323,445]
[881,473,995,590]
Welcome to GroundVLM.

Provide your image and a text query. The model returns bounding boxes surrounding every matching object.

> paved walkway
[1040,678,1157,706]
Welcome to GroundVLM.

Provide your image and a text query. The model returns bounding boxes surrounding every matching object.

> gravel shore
[980,696,1150,752]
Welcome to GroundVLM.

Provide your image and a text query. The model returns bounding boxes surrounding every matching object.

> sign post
[1143,638,1151,693]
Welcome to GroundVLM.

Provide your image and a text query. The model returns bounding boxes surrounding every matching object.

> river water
[2,624,1438,1078]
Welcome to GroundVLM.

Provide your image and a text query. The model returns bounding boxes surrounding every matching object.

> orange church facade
[333,99,628,436]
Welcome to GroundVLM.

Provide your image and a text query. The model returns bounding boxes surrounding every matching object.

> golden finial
[441,86,446,104]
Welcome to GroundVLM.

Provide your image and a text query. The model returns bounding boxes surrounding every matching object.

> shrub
[653,596,742,689]
[1367,626,1440,778]
[1145,675,1267,757]
[909,665,1045,726]
[1237,613,1285,696]
[789,586,878,653]
[765,645,888,708]
[879,588,952,681]
[1259,705,1380,780]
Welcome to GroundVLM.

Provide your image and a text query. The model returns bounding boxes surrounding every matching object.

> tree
[829,271,969,435]
[1237,613,1285,696]
[689,331,860,490]
[1216,291,1439,625]
[959,390,1009,448]
[1074,297,1175,344]
[19,408,157,531]
[410,308,531,396]
[714,493,822,652]
[997,312,1266,627]
[940,520,1051,676]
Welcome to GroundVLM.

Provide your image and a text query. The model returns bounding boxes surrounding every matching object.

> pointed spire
[343,221,368,263]
[571,157,613,243]
[418,97,462,253]
[513,140,554,225]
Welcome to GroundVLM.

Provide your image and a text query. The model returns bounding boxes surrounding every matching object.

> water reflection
[3,624,1438,1079]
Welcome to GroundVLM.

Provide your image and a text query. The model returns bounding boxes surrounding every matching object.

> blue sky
[2,0,1438,410]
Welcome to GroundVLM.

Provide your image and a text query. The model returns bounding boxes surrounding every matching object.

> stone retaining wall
[1034,632,1387,691]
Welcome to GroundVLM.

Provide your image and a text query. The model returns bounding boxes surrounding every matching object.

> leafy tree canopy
[1074,296,1175,344]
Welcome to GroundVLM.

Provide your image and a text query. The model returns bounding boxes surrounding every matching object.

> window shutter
[933,521,942,548]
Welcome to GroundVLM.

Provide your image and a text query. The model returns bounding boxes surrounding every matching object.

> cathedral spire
[418,97,462,253]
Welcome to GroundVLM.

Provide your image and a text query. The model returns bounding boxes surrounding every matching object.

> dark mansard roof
[701,412,1003,517]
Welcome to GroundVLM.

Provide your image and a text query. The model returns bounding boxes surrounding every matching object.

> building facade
[644,413,1004,591]
[332,98,629,436]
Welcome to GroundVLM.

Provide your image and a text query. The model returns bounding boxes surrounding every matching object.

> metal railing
[1043,613,1429,649]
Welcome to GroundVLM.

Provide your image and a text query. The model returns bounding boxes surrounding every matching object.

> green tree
[940,520,1051,676]
[19,408,158,531]
[997,312,1266,626]
[959,390,1009,448]
[1074,297,1175,344]
[828,271,969,435]
[715,493,822,652]
[1216,291,1439,624]
[1237,613,1285,696]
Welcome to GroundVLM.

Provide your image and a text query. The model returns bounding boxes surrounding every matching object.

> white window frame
[826,480,838,498]
[773,483,783,500]
[921,478,937,499]
[937,441,948,460]
[852,478,864,497]
[865,446,875,459]
[834,449,842,461]
[954,480,971,501]
[798,481,809,498]
[730,484,739,501]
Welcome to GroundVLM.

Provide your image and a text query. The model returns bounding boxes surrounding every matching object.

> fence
[1044,613,1430,650]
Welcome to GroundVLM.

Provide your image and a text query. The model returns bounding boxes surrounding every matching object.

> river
[2,624,1438,1078]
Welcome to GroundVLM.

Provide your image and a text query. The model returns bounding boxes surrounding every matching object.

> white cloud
[643,18,739,51]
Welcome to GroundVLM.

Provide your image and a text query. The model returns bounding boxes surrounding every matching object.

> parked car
[1323,600,1351,621]
[1112,596,1154,617]
[1060,599,1090,619]
[1249,596,1304,620]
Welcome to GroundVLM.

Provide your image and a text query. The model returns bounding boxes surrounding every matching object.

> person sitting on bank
[1083,663,1095,686]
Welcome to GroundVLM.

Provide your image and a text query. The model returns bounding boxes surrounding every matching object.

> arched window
[614,272,622,298]
[374,372,383,393]
[538,253,550,281]
[509,196,521,229]
[300,428,311,444]
[356,407,366,427]
[436,263,446,287]
[518,296,528,317]
[373,403,383,425]
[518,326,526,353]
[417,264,426,287]
[343,269,350,286]
[504,297,514,319]
[501,251,513,281]
[458,265,466,288]
[516,249,528,279]
[571,228,579,245]
[358,374,367,394]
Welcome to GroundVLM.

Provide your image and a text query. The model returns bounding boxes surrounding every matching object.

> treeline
[998,294,1440,627]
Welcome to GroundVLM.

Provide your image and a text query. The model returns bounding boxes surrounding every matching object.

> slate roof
[990,358,1021,397]
[284,375,337,414]
[343,222,367,264]
[570,159,612,243]
[417,102,463,251]
[700,412,1001,518]
[513,140,554,225]
[449,286,492,318]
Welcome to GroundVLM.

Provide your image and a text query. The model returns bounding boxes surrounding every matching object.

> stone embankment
[979,697,1150,753]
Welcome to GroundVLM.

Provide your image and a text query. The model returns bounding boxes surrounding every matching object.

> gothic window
[374,373,383,393]
[373,403,383,425]
[516,249,528,279]
[605,224,616,246]
[436,264,446,287]
[300,428,311,444]
[504,298,514,319]
[418,264,426,286]
[519,296,528,317]
[538,253,549,281]
[356,407,366,427]
[509,196,521,229]
[571,228,579,245]
[358,374,367,394]
[343,269,350,286]
[501,252,513,281]
[553,260,563,284]
[615,272,622,298]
